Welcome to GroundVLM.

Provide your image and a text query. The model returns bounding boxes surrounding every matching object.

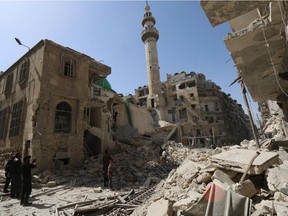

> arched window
[54,102,72,133]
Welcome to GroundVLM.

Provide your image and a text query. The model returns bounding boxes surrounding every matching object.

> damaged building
[0,39,118,170]
[134,71,252,146]
[200,1,288,126]
[200,0,288,149]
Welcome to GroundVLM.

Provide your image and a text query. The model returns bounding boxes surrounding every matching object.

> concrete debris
[210,149,279,175]
[266,160,288,192]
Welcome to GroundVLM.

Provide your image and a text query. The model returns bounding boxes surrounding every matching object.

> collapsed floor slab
[210,149,279,175]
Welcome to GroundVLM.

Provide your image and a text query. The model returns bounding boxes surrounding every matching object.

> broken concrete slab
[210,149,279,175]
[146,198,172,216]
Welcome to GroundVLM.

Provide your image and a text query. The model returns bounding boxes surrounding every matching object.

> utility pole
[241,80,260,148]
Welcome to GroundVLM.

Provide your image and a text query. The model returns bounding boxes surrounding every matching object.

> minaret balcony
[142,16,156,26]
[141,28,159,42]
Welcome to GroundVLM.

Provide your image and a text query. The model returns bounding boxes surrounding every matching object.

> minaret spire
[141,3,164,109]
[145,0,150,11]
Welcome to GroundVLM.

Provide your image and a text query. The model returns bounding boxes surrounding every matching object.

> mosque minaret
[141,3,164,109]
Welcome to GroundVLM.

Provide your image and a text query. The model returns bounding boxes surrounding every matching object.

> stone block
[173,197,194,211]
[146,198,172,216]
[46,181,57,187]
[196,172,211,184]
[211,170,234,186]
[232,179,257,198]
[94,187,102,193]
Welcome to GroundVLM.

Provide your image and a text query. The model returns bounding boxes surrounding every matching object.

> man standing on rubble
[3,153,14,193]
[20,155,36,206]
[103,149,112,187]
[10,152,22,198]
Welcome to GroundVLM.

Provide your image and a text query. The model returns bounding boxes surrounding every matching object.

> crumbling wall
[263,115,287,138]
[113,102,155,135]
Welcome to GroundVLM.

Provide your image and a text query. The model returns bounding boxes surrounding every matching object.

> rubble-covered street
[1,133,288,215]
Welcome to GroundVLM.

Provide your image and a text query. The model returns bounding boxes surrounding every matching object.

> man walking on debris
[10,153,22,198]
[20,155,36,206]
[103,149,112,187]
[107,159,113,187]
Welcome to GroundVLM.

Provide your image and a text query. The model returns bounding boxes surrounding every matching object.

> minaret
[141,2,164,108]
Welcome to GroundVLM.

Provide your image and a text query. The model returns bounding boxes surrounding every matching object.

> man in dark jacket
[3,153,14,193]
[103,149,112,187]
[10,153,22,198]
[20,155,36,206]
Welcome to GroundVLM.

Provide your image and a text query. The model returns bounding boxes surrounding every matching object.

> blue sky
[0,1,260,122]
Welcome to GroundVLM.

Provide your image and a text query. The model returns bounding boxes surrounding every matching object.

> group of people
[3,152,36,206]
[4,148,165,198]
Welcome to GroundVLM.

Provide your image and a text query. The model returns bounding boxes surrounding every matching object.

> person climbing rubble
[160,148,168,165]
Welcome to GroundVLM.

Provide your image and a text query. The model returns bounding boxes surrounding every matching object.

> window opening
[19,59,30,85]
[54,102,72,133]
[4,74,13,95]
[0,108,8,139]
[9,100,23,137]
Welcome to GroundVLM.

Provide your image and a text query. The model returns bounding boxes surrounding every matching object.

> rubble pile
[1,140,288,216]
[131,145,288,216]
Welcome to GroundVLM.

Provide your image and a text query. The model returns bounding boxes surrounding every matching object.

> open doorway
[84,130,101,157]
